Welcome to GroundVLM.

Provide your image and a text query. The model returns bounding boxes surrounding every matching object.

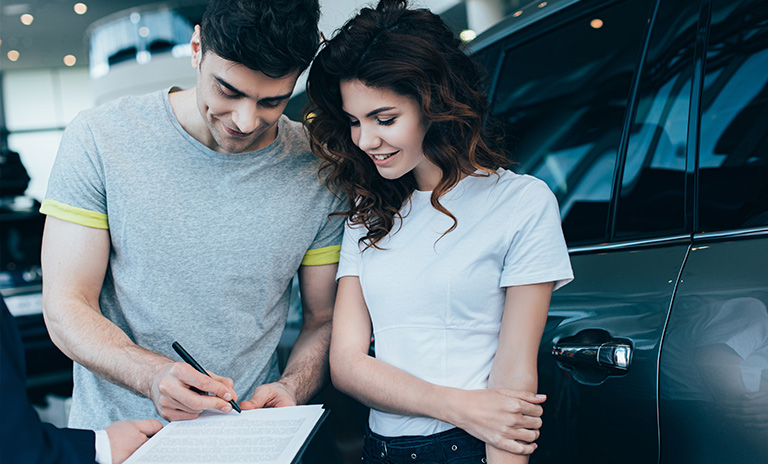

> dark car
[469,0,768,462]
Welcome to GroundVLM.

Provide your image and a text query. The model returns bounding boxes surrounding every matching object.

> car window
[614,0,701,239]
[484,0,652,245]
[698,0,768,231]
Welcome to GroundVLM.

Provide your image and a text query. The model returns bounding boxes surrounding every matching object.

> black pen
[172,341,242,413]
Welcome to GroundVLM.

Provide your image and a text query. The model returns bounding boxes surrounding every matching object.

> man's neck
[168,87,212,148]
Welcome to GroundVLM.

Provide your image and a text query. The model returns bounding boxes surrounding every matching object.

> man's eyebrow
[215,77,247,97]
[214,76,292,102]
[260,92,293,103]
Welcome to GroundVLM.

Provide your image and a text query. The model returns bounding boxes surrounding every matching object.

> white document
[124,404,326,464]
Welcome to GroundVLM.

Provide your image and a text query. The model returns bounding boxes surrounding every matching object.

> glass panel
[698,0,768,231]
[614,0,699,239]
[484,0,652,245]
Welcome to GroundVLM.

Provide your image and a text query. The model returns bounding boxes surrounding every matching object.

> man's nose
[231,101,260,134]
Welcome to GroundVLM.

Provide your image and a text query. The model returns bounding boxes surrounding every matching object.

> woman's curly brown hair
[306,0,509,249]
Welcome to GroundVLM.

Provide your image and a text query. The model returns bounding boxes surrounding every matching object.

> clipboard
[125,404,330,463]
[291,407,330,464]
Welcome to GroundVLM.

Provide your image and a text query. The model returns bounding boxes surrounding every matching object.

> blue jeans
[361,426,487,464]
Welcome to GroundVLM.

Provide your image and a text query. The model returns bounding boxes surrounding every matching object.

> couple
[25,0,572,463]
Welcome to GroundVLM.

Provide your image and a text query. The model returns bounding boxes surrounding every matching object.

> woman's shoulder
[475,168,555,203]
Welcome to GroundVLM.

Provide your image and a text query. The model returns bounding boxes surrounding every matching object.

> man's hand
[449,389,545,455]
[240,381,298,409]
[149,362,238,421]
[105,419,163,464]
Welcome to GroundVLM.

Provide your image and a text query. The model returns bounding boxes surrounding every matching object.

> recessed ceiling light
[513,10,523,17]
[7,50,20,61]
[590,19,604,29]
[21,13,34,25]
[137,50,151,64]
[459,29,477,42]
[64,55,77,66]
[74,3,88,15]
[139,26,150,37]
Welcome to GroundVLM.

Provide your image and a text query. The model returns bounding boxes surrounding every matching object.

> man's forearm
[43,296,171,397]
[278,318,332,404]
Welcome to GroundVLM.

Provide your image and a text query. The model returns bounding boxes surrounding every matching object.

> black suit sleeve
[1,297,97,464]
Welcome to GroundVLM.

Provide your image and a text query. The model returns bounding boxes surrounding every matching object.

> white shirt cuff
[94,429,112,464]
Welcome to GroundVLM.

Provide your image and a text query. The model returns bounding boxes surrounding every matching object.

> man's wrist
[275,376,304,404]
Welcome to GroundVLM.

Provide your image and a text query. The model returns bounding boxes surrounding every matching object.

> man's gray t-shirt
[41,88,343,429]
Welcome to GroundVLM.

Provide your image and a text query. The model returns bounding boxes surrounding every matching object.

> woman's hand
[446,388,545,455]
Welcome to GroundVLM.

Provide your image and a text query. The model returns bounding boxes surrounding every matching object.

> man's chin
[212,124,275,153]
[213,134,259,154]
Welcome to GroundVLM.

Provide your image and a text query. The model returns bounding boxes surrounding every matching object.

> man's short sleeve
[300,195,345,266]
[39,113,109,229]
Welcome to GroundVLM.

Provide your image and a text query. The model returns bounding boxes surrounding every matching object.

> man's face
[194,50,299,154]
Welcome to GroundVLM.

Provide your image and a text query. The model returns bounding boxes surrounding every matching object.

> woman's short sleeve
[500,179,574,290]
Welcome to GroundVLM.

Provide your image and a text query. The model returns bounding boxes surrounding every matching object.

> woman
[306,1,573,462]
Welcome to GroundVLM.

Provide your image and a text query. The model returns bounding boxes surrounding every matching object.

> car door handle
[552,342,632,370]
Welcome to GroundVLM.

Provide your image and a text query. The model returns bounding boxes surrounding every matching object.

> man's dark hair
[200,0,320,77]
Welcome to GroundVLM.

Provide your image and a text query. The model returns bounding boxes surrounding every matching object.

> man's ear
[190,24,202,69]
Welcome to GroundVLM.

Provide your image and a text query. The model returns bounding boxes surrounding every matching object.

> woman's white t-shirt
[337,169,574,437]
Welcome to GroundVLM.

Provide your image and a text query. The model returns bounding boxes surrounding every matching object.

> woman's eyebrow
[342,107,396,118]
[366,107,395,117]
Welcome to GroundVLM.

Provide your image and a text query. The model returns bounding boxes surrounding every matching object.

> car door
[478,0,700,461]
[658,0,768,462]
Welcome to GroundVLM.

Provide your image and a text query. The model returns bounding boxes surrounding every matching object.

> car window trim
[692,227,768,243]
[607,0,662,241]
[567,233,692,254]
[689,0,713,233]
[569,226,768,254]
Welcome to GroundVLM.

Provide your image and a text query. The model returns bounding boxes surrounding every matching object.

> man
[39,0,342,430]
[1,297,163,464]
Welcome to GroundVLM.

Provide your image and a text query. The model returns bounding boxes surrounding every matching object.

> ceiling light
[513,10,523,17]
[74,3,88,15]
[63,55,77,66]
[20,14,34,25]
[590,19,604,29]
[538,2,548,8]
[136,50,151,64]
[7,50,20,61]
[459,29,477,42]
[139,26,150,37]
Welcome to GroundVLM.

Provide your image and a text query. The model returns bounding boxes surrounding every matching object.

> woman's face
[340,79,441,191]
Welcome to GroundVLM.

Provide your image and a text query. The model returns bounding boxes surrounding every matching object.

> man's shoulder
[276,115,311,148]
[76,89,166,125]
[273,116,320,167]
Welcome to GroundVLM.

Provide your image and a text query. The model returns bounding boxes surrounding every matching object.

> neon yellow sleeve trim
[301,245,341,266]
[40,200,109,230]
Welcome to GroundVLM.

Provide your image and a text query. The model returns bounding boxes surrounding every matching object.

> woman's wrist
[486,442,530,463]
[430,385,465,427]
